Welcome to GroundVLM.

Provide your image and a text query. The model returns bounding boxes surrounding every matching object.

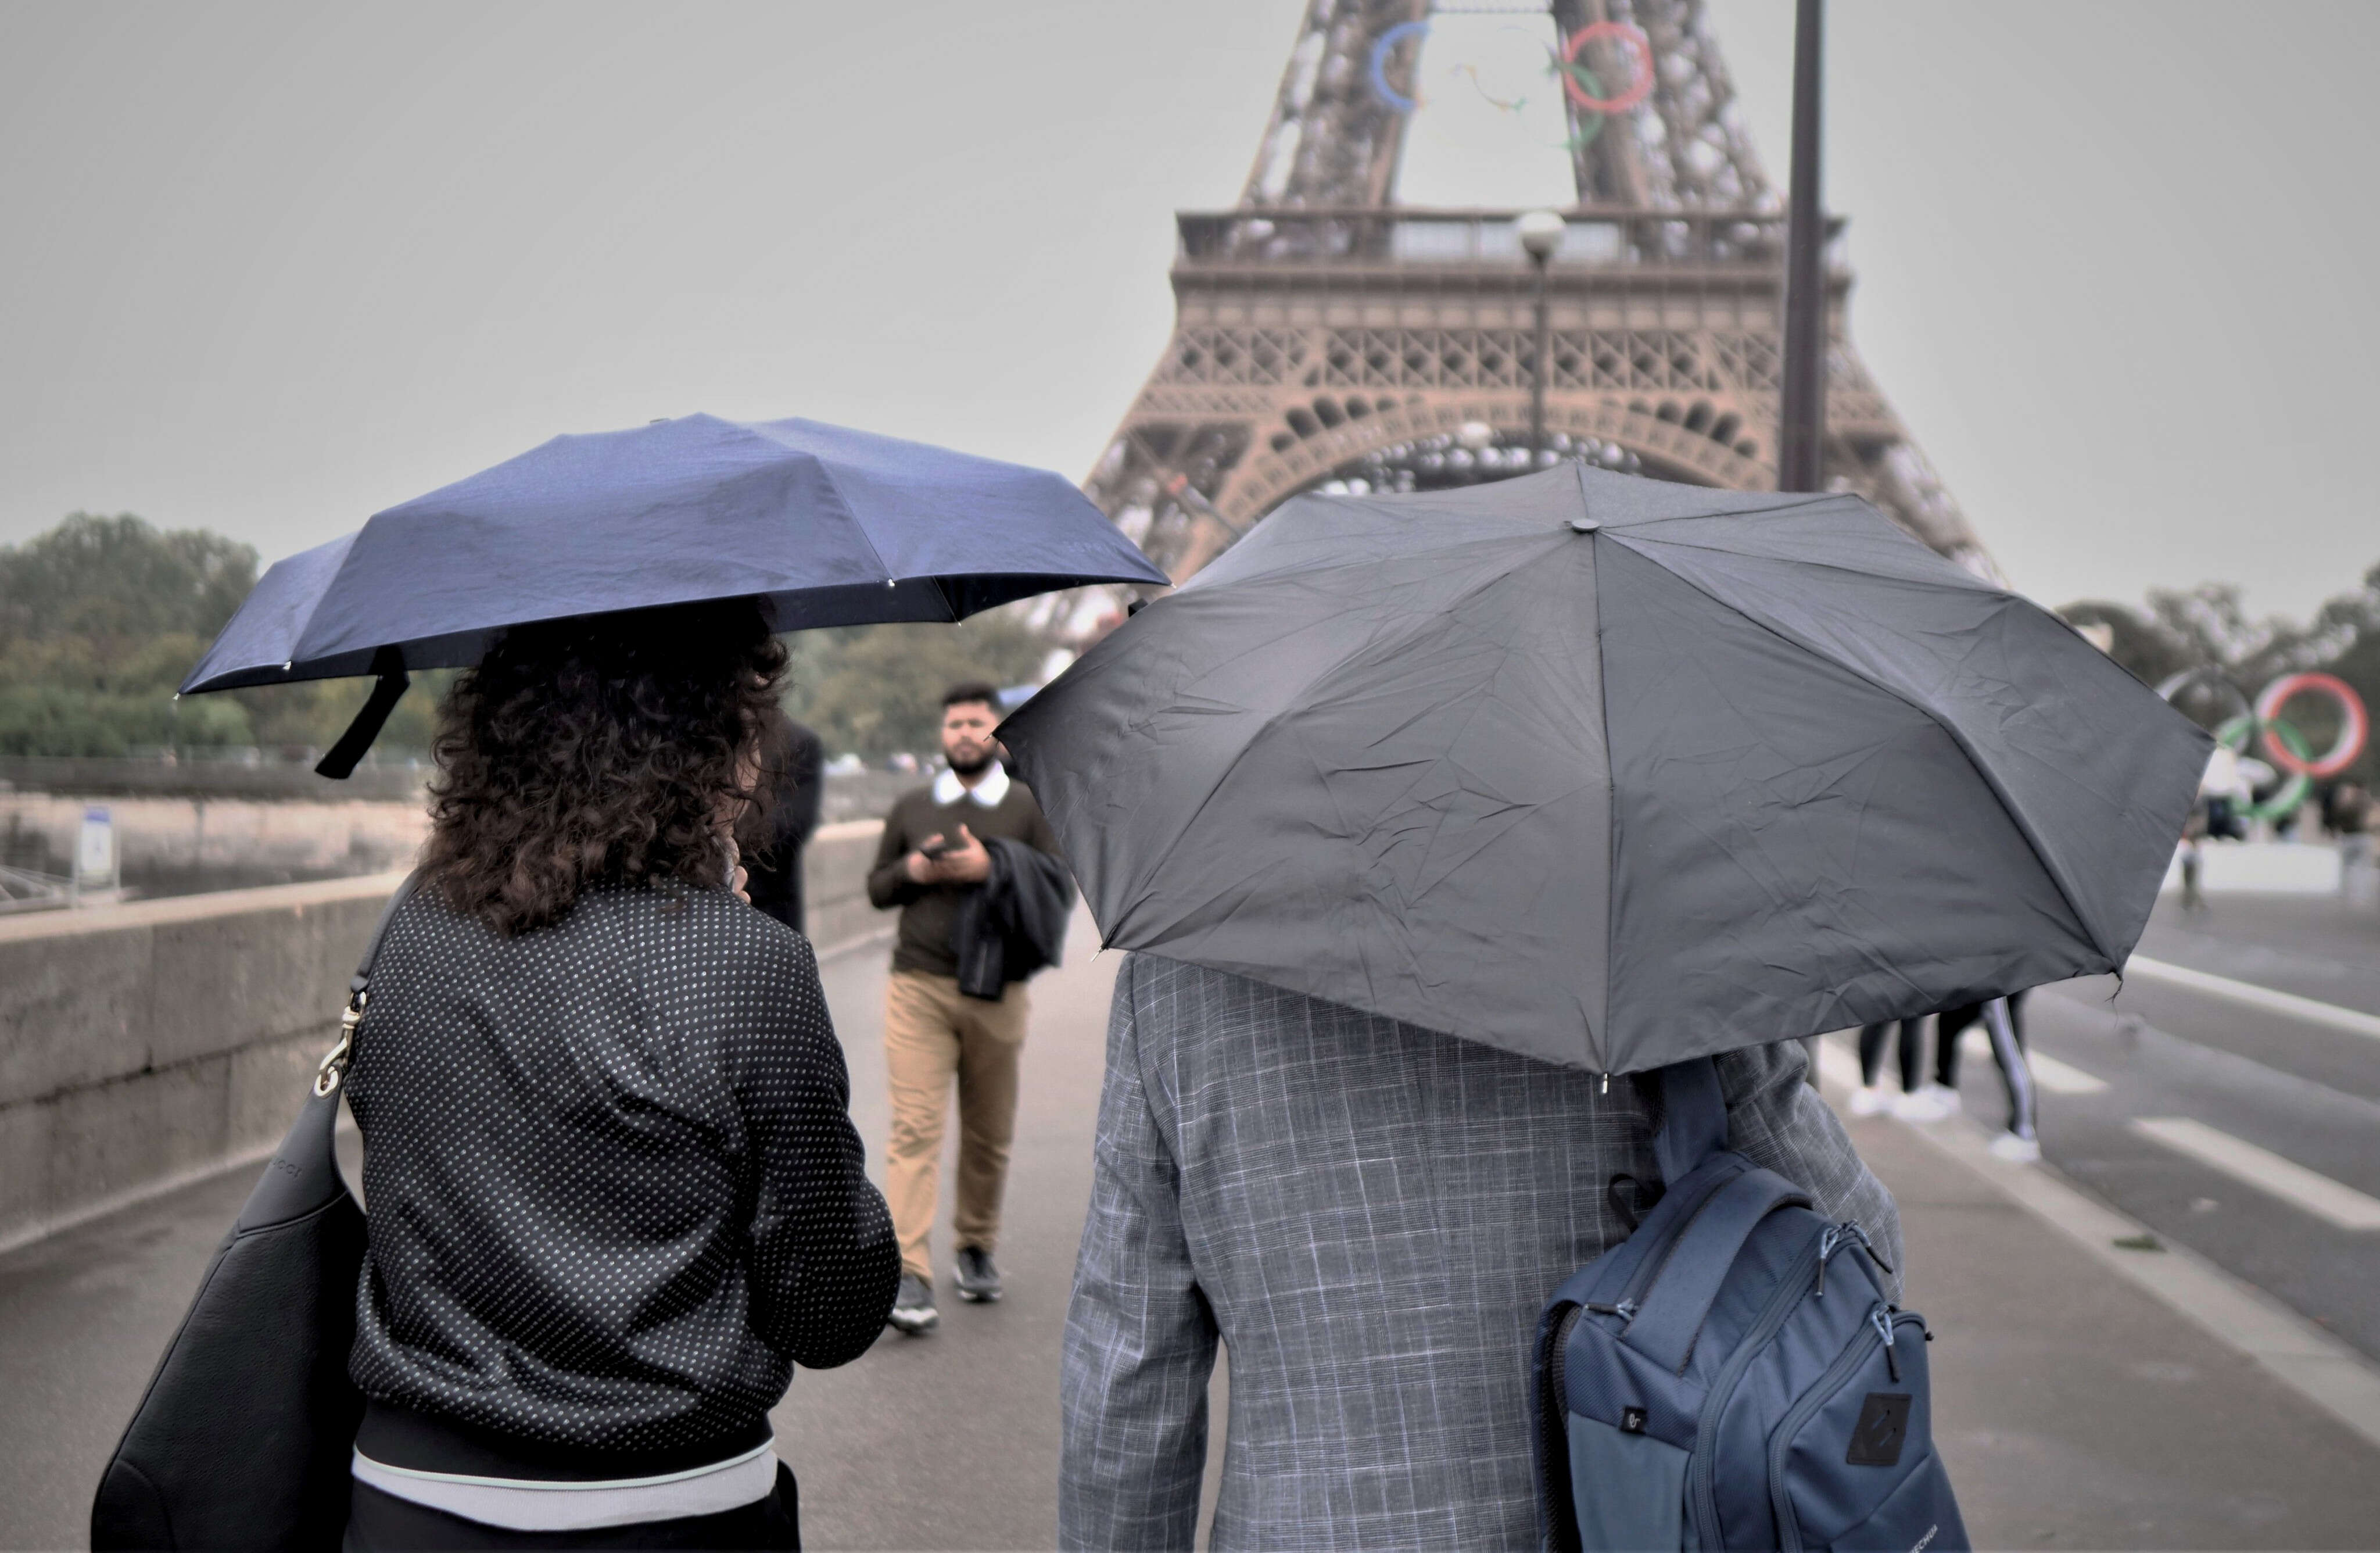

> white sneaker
[1892,1087,1951,1123]
[1988,1132,2042,1164]
[1849,1085,1890,1117]
[1915,1083,1962,1117]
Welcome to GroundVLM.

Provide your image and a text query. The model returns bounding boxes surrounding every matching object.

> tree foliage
[0,513,443,757]
[2061,561,2380,786]
[782,614,1051,759]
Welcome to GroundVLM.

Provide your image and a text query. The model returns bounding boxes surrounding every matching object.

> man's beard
[947,747,994,778]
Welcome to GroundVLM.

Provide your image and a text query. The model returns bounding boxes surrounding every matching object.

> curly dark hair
[422,597,788,935]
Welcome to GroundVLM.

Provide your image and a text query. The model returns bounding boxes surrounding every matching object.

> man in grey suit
[1059,954,1901,1552]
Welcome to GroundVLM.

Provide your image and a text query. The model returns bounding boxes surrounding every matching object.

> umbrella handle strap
[1653,1055,1727,1183]
[314,648,411,779]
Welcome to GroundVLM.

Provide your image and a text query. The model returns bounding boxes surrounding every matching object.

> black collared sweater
[344,883,897,1470]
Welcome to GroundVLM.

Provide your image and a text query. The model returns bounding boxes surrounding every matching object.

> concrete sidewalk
[1825,1073,2380,1547]
[7,913,2380,1547]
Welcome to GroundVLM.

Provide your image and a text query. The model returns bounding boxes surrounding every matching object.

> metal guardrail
[0,865,71,915]
[1174,206,1845,271]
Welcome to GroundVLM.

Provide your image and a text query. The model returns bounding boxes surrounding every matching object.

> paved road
[1956,894,2380,1362]
[8,898,2380,1548]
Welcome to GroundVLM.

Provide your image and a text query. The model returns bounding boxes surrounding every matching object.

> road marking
[2131,1118,2380,1230]
[2027,1051,2108,1095]
[2126,955,2380,1043]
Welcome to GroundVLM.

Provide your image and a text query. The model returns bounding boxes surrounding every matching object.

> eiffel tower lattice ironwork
[1074,0,1994,594]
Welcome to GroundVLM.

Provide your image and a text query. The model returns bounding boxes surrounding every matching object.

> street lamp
[1516,210,1565,466]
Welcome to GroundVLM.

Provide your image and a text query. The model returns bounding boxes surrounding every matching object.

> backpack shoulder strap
[1654,1055,1727,1182]
[1621,1166,1813,1375]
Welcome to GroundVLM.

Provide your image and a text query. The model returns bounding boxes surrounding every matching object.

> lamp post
[1516,210,1565,466]
[1777,0,1826,493]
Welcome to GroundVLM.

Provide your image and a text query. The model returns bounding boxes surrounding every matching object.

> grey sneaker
[887,1273,938,1334]
[954,1246,1003,1303]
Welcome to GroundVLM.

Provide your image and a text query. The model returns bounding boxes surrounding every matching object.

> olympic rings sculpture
[2254,672,2368,779]
[2213,714,2313,822]
[2157,667,2368,823]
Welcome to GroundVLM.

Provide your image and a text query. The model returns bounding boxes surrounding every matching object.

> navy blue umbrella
[182,414,1164,773]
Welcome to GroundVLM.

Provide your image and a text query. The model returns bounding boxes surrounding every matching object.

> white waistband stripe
[352,1439,777,1531]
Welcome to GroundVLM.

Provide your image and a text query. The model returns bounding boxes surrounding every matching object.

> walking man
[867,682,1069,1334]
[1060,960,1899,1548]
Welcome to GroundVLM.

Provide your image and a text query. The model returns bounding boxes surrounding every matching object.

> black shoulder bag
[92,874,420,1552]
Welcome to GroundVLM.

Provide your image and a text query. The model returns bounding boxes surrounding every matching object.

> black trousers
[345,1463,800,1551]
[1856,1018,1926,1091]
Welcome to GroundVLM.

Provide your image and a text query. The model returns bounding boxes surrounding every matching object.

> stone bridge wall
[0,820,887,1251]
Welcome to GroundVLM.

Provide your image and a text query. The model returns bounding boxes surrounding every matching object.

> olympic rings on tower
[1367,21,1429,114]
[1558,22,1656,114]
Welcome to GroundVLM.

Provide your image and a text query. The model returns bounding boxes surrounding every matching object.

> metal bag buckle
[313,990,369,1096]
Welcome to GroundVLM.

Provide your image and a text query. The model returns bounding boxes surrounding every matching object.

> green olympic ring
[2214,713,2313,821]
[1554,63,1606,150]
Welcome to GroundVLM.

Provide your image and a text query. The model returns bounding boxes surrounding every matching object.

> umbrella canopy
[182,414,1165,695]
[1000,464,2210,1075]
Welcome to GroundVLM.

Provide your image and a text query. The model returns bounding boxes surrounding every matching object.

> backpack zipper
[1768,1308,1927,1553]
[1686,1231,1827,1545]
[1611,1164,1741,1324]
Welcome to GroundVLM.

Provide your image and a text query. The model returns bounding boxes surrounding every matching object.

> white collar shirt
[932,760,1010,809]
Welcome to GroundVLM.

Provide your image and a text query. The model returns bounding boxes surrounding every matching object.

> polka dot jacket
[345,882,899,1454]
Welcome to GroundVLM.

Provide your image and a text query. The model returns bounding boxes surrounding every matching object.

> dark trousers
[1856,1018,1926,1091]
[345,1463,800,1551]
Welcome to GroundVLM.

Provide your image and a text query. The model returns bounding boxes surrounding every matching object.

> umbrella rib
[1618,523,1995,591]
[805,455,905,593]
[1602,531,2116,968]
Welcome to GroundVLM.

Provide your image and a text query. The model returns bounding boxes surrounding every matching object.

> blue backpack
[1532,1057,1966,1552]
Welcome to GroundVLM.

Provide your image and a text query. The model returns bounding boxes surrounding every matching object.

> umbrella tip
[1568,517,1601,534]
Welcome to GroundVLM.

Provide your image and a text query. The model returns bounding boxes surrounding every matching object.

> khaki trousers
[882,970,1030,1281]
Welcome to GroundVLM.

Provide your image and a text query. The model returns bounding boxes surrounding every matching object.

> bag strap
[1621,1166,1813,1374]
[1653,1055,1727,1183]
[311,871,421,1097]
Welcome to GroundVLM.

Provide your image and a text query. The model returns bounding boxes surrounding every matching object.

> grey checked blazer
[1059,954,1901,1552]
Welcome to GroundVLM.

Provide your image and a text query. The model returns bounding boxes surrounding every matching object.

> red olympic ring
[1560,22,1655,115]
[2253,672,2368,779]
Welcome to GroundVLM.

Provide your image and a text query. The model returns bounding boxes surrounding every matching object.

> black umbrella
[1001,464,2208,1074]
[181,414,1167,773]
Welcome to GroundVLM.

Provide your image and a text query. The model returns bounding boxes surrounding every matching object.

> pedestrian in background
[340,600,897,1550]
[867,682,1071,1335]
[1851,1015,1954,1120]
[741,715,826,936]
[1936,993,2040,1161]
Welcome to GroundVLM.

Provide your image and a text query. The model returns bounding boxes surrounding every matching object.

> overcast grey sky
[2,1,2373,618]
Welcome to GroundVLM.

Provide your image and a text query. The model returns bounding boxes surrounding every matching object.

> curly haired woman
[340,599,897,1550]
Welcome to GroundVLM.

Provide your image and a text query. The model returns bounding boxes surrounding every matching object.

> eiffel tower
[1073,0,1994,594]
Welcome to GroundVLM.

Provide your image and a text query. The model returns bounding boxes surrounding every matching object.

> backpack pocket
[1771,1308,1965,1553]
[1826,1450,1965,1553]
[1567,1411,1690,1552]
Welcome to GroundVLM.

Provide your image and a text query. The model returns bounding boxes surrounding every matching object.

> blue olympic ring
[1368,20,1429,114]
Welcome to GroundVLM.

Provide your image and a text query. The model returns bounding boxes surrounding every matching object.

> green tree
[2060,561,2380,788]
[782,613,1051,758]
[0,511,445,758]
